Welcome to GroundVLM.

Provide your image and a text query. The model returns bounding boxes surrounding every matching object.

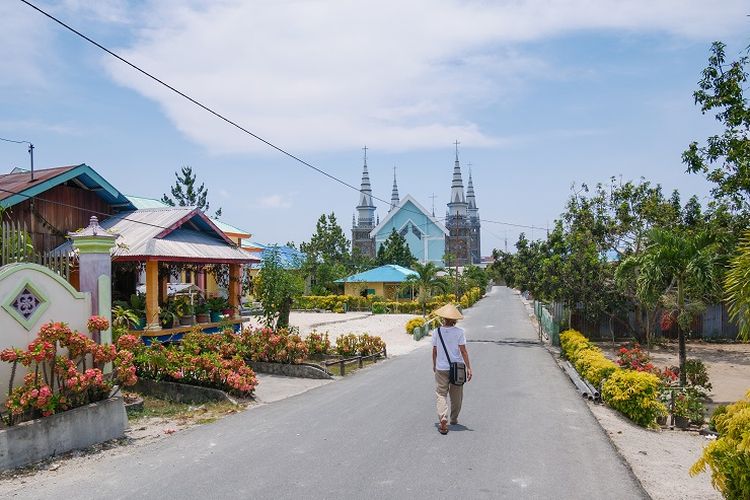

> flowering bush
[1,320,137,425]
[335,334,360,356]
[573,349,619,387]
[335,333,386,357]
[690,390,750,499]
[87,315,110,333]
[660,311,676,331]
[305,331,331,356]
[240,327,308,364]
[459,287,483,309]
[405,317,426,334]
[127,330,256,396]
[616,343,654,372]
[358,334,386,356]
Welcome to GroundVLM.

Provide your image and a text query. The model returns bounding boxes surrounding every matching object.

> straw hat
[434,303,463,321]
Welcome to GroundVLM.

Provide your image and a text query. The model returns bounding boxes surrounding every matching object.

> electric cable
[19,0,546,233]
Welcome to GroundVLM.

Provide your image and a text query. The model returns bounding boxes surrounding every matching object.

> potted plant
[176,298,195,326]
[160,301,179,329]
[112,305,140,331]
[207,296,229,323]
[195,301,210,324]
[673,388,705,429]
[129,293,147,329]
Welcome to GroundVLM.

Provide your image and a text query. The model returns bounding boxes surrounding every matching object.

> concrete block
[0,397,127,471]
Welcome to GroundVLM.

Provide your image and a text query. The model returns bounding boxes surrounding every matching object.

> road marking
[485,325,495,328]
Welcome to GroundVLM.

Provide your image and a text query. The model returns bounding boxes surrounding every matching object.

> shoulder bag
[437,327,467,386]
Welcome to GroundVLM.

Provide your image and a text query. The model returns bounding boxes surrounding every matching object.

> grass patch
[127,394,244,425]
[324,358,378,376]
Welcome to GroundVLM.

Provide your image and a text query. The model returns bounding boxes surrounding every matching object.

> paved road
[5,287,646,499]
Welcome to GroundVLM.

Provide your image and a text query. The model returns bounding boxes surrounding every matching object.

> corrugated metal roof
[126,196,251,238]
[126,195,170,209]
[336,264,417,283]
[248,244,306,270]
[57,207,258,263]
[0,166,76,202]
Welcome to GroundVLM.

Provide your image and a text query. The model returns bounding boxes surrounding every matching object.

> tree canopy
[376,228,416,268]
[162,166,222,218]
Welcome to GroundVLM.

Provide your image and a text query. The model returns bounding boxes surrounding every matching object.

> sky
[1,0,748,256]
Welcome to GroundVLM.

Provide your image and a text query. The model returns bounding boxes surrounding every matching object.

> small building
[336,264,417,300]
[245,242,306,279]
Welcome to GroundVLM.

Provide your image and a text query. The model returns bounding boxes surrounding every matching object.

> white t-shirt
[432,326,466,371]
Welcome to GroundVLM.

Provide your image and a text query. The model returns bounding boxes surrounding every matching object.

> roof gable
[0,164,135,210]
[370,194,448,238]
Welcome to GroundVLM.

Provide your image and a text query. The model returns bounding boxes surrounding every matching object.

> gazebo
[60,206,258,336]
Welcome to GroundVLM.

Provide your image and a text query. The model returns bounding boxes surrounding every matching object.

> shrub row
[559,329,666,427]
[691,390,750,499]
[130,331,257,396]
[459,287,484,309]
[293,292,474,315]
[334,333,386,357]
[293,295,376,312]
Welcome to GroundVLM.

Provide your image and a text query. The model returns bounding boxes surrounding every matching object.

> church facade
[351,146,481,266]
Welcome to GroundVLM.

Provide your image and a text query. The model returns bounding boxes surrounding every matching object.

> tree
[725,231,750,341]
[402,262,450,315]
[630,229,719,385]
[255,246,305,329]
[162,166,222,217]
[376,228,416,268]
[683,42,750,213]
[300,213,351,294]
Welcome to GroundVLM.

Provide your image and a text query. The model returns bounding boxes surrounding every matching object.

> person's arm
[459,344,473,381]
[432,346,437,372]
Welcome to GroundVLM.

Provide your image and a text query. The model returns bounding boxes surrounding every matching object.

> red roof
[0,165,78,202]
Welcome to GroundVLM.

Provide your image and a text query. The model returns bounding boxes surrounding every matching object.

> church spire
[390,166,400,212]
[467,165,478,216]
[356,145,376,228]
[447,140,467,217]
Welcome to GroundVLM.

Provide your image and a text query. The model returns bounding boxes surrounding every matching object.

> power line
[20,0,547,234]
[0,137,31,145]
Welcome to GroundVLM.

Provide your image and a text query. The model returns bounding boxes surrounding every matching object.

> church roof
[370,194,449,238]
[335,264,417,283]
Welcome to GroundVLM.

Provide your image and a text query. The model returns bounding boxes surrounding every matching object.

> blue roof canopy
[336,264,417,283]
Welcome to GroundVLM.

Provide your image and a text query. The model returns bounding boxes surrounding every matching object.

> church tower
[445,141,472,266]
[352,146,377,258]
[466,169,481,264]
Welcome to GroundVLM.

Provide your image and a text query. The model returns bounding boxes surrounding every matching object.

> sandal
[439,419,448,435]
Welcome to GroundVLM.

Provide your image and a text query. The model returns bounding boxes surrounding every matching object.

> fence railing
[1,220,75,281]
[321,349,387,376]
[534,301,561,346]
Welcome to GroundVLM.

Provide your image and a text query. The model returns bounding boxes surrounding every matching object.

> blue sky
[1,1,747,255]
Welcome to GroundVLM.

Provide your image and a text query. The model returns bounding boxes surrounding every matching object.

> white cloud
[256,194,293,209]
[12,0,747,152]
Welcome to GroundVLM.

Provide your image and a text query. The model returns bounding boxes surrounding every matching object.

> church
[351,145,481,266]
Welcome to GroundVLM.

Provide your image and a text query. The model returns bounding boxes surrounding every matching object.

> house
[245,242,306,278]
[0,164,136,252]
[336,264,417,300]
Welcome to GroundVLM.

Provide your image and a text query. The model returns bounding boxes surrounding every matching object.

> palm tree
[402,262,450,316]
[635,228,719,385]
[725,231,750,341]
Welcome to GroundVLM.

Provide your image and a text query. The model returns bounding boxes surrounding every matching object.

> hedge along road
[1,287,647,499]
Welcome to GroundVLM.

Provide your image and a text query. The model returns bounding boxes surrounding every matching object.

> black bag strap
[437,327,453,363]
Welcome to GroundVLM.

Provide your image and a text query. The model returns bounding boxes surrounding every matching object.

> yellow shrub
[601,370,666,427]
[691,390,750,499]
[575,349,619,387]
[405,317,426,334]
[560,329,591,360]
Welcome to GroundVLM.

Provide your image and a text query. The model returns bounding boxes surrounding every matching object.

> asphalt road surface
[4,287,647,499]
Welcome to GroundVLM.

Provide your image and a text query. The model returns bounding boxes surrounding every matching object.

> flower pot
[656,415,668,427]
[674,415,690,429]
[210,312,222,323]
[196,313,210,324]
[179,315,195,326]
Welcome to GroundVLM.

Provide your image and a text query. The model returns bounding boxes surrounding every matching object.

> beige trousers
[435,370,463,423]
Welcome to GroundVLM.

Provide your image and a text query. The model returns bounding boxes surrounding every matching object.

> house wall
[344,281,386,298]
[2,185,114,252]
